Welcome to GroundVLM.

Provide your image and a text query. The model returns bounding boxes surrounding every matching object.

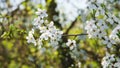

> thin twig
[62,33,88,36]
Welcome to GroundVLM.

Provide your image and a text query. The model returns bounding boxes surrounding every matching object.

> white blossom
[102,53,120,68]
[35,8,48,18]
[114,61,120,67]
[85,0,120,48]
[76,62,81,68]
[113,16,120,23]
[97,19,108,30]
[27,9,63,48]
[102,36,116,48]
[66,39,76,50]
[26,29,36,46]
[85,20,98,38]
[106,18,114,25]
[96,29,106,39]
[110,24,120,43]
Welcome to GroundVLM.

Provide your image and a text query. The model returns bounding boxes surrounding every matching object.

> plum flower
[66,39,76,50]
[102,36,116,48]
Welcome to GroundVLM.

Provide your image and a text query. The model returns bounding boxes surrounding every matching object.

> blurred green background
[0,0,111,68]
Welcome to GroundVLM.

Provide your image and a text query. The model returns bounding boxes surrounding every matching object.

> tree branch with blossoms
[25,0,120,68]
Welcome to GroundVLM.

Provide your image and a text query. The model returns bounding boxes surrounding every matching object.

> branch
[62,33,87,36]
[47,0,62,29]
[65,19,77,34]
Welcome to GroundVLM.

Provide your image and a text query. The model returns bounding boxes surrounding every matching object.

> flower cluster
[85,19,116,48]
[66,39,76,50]
[85,0,120,67]
[26,9,63,48]
[85,0,120,48]
[85,19,107,38]
[101,53,120,68]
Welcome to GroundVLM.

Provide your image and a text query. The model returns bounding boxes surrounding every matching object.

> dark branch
[65,19,77,34]
[62,33,88,36]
